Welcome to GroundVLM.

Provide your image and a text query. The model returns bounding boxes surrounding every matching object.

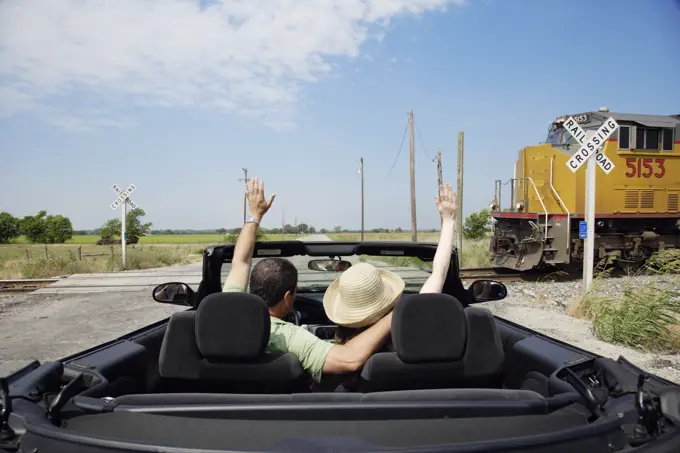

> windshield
[220,255,432,292]
[547,124,598,145]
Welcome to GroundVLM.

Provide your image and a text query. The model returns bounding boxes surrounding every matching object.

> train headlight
[515,202,524,211]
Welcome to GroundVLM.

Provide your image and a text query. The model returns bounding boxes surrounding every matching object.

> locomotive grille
[669,193,679,212]
[624,191,639,209]
[640,190,655,209]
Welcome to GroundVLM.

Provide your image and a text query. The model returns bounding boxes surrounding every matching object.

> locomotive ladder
[544,156,571,264]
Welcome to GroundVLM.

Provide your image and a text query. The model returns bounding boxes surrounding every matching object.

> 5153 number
[624,158,665,178]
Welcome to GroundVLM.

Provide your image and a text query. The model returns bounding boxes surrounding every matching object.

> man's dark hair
[249,258,298,307]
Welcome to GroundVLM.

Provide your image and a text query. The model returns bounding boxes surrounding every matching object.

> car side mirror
[152,282,194,306]
[468,279,507,302]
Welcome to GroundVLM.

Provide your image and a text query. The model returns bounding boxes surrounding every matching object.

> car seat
[158,292,309,393]
[358,293,505,392]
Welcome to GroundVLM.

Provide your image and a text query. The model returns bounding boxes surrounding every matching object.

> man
[222,176,393,383]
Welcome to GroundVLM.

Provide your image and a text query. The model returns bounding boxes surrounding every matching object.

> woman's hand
[435,184,456,222]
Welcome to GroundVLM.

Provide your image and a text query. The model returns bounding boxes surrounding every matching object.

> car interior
[4,242,680,453]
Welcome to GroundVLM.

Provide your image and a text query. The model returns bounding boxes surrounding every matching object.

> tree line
[1,208,494,244]
[0,211,74,244]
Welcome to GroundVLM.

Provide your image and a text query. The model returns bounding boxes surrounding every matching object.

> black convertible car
[1,241,679,453]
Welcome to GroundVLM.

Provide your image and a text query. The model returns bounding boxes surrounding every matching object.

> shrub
[644,249,680,275]
[590,283,680,352]
[0,212,21,243]
[223,228,265,244]
[463,209,492,240]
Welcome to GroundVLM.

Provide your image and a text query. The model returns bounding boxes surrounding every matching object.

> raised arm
[223,177,275,291]
[420,184,457,294]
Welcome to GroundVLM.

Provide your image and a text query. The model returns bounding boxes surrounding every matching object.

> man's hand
[223,177,275,291]
[247,176,275,222]
[435,184,456,222]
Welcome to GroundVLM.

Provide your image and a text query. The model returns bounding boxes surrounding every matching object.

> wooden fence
[23,244,144,261]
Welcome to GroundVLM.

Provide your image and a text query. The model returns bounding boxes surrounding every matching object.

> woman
[318,184,457,390]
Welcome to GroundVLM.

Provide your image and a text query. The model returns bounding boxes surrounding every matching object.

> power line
[385,120,409,179]
[413,114,435,162]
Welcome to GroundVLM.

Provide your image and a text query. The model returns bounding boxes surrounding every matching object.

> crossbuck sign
[111,184,137,210]
[110,184,138,269]
[564,116,619,174]
[561,114,619,293]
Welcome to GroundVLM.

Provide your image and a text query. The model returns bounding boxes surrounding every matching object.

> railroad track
[0,278,64,295]
[459,267,524,282]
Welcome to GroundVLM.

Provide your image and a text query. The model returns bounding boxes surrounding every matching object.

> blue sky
[1,0,679,231]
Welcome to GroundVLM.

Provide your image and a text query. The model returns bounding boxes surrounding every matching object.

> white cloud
[390,56,398,63]
[0,0,465,129]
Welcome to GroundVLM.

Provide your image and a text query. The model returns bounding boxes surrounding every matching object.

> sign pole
[111,183,137,271]
[560,113,618,294]
[121,197,127,269]
[583,156,596,292]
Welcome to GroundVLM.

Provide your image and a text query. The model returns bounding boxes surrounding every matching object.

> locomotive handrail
[525,177,548,240]
[550,155,571,253]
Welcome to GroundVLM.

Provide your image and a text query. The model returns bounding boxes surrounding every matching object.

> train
[489,108,680,271]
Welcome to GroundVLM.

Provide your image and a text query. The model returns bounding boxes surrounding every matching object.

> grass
[568,251,680,352]
[0,233,304,279]
[8,234,305,245]
[327,232,441,242]
[357,238,491,269]
[0,232,492,279]
[0,245,204,279]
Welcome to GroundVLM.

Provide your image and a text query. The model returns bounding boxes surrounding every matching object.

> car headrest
[391,293,467,364]
[194,292,271,360]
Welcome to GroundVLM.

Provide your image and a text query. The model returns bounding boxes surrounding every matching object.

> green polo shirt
[223,283,333,383]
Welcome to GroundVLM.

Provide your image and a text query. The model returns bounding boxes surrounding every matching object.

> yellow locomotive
[490,108,680,271]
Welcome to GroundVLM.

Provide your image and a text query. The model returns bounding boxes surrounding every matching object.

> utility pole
[238,168,249,224]
[436,148,443,188]
[456,132,464,262]
[436,148,443,228]
[408,110,417,242]
[359,158,365,241]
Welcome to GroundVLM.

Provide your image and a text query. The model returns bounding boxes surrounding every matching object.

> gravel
[1,274,678,383]
[0,290,183,376]
[485,274,680,384]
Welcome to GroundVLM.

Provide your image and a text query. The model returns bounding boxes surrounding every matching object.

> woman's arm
[420,184,457,294]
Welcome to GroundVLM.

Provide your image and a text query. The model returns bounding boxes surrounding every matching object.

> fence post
[26,248,30,260]
[111,246,114,256]
[44,245,48,259]
[78,246,82,261]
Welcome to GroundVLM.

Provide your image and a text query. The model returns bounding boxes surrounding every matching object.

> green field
[0,233,492,279]
[327,232,441,242]
[8,234,306,245]
[0,234,301,279]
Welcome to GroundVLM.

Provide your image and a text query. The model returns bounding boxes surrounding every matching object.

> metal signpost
[562,116,619,292]
[111,184,138,269]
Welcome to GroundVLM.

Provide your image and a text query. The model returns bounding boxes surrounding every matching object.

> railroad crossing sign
[563,116,619,174]
[110,183,137,270]
[111,184,137,210]
[561,114,619,293]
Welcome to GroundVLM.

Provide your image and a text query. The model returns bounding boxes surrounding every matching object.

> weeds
[644,249,680,275]
[357,239,491,270]
[568,252,680,352]
[3,246,202,279]
[592,283,680,352]
[459,239,492,268]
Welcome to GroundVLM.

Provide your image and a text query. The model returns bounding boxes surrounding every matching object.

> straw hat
[323,262,405,328]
